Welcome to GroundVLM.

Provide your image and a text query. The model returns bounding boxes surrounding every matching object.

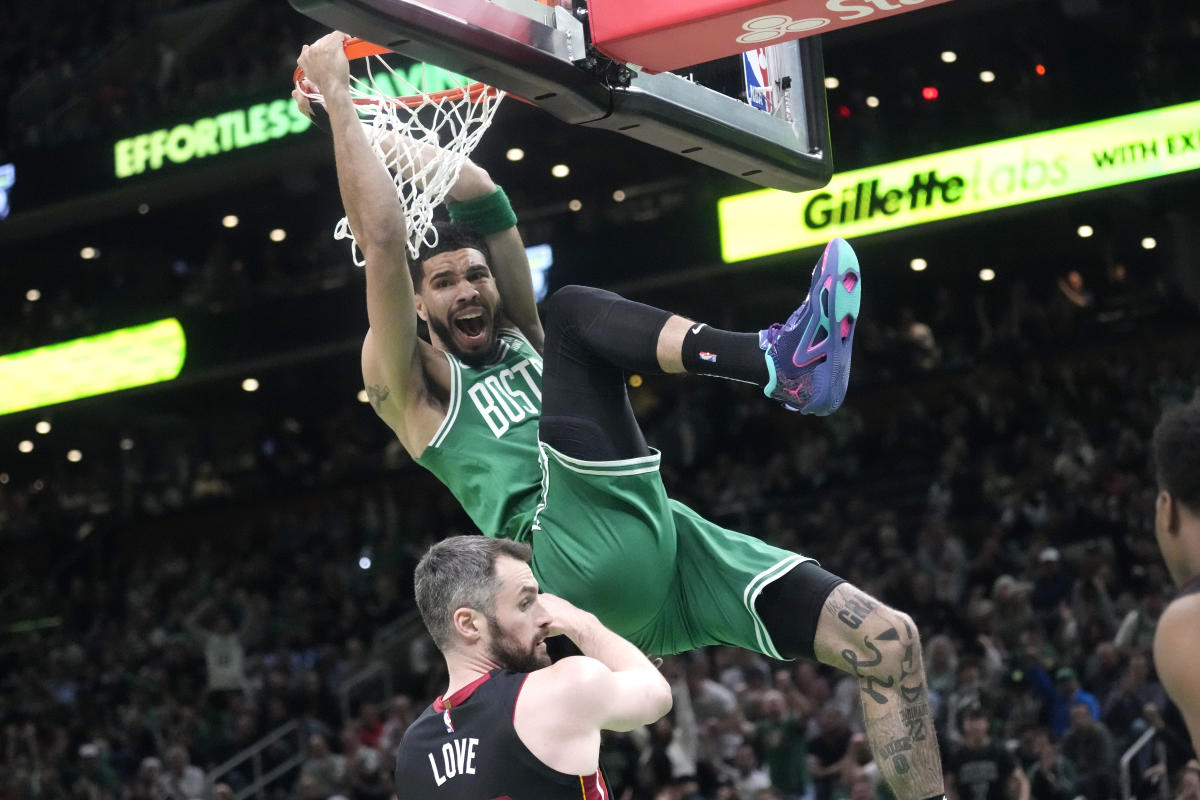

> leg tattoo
[815,586,945,800]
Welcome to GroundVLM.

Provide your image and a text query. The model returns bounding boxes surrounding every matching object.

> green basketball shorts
[528,441,814,658]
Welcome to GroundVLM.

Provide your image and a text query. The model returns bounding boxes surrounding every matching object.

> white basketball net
[303,55,505,262]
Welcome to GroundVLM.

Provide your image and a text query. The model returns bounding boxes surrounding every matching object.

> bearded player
[296,31,945,800]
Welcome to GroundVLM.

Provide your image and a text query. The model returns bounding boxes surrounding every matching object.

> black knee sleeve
[755,561,846,661]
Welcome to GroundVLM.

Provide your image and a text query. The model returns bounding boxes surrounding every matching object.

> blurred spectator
[299,734,345,799]
[807,706,853,800]
[1057,702,1117,800]
[943,706,1029,800]
[1024,728,1076,800]
[157,746,206,800]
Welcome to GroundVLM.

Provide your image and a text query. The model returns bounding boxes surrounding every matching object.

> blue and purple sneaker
[758,237,861,415]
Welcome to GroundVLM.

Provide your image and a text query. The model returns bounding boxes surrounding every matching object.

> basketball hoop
[295,38,505,262]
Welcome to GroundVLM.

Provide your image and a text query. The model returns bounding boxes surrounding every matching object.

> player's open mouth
[454,309,487,340]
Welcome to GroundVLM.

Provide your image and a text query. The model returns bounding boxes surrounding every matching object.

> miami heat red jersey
[395,669,609,799]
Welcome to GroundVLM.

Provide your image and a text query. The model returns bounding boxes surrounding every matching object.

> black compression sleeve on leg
[539,286,666,462]
[544,285,671,375]
[754,561,845,661]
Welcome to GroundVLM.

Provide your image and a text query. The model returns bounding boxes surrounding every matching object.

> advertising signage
[718,99,1200,262]
[0,319,186,416]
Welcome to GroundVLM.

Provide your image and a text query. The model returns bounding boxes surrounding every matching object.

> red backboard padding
[587,0,955,73]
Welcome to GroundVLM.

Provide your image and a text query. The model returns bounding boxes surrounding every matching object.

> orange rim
[294,36,501,106]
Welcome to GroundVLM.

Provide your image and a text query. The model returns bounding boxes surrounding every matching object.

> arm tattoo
[366,384,390,412]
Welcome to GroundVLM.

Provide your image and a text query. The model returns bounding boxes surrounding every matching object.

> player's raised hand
[297,31,351,96]
[537,592,592,640]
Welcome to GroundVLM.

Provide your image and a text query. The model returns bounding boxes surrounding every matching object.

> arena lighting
[269,228,287,242]
[979,268,996,282]
[1077,225,1094,238]
[551,164,570,178]
[18,440,34,454]
[67,450,82,463]
[1142,237,1157,250]
[26,289,40,302]
[35,421,50,435]
[506,147,525,162]
[568,199,582,212]
[941,51,957,63]
[980,70,996,83]
[824,76,840,90]
[0,319,186,416]
[910,258,928,272]
[718,99,1200,261]
[866,96,880,108]
[921,86,939,101]
[241,378,259,392]
[222,214,239,228]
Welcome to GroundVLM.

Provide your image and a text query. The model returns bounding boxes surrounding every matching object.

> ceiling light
[1141,237,1157,250]
[824,76,840,90]
[941,50,957,63]
[506,148,525,162]
[910,258,928,272]
[137,203,150,215]
[242,378,259,392]
[18,440,33,454]
[1077,225,1094,238]
[67,449,82,463]
[26,289,41,302]
[612,189,627,202]
[80,246,99,260]
[979,70,996,83]
[865,96,880,108]
[222,214,239,228]
[979,268,996,282]
[119,438,135,451]
[269,228,287,242]
[568,199,582,212]
[357,389,370,403]
[35,421,51,435]
[551,164,570,178]
[0,473,7,484]
[628,374,643,388]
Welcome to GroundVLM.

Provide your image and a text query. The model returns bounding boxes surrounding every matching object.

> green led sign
[113,63,469,178]
[719,99,1200,262]
[0,319,186,415]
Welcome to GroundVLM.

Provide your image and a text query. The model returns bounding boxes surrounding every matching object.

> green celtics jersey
[414,330,544,542]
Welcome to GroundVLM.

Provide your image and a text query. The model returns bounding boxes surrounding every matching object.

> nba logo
[742,48,773,113]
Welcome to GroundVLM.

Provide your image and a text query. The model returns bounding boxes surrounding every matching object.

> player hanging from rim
[1151,398,1200,756]
[295,31,946,800]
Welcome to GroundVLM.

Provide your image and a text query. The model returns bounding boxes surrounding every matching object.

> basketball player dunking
[297,31,946,800]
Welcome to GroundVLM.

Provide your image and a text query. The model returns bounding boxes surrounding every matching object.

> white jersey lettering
[428,738,480,786]
[510,359,542,401]
[484,374,526,424]
[500,368,538,415]
[468,383,510,438]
